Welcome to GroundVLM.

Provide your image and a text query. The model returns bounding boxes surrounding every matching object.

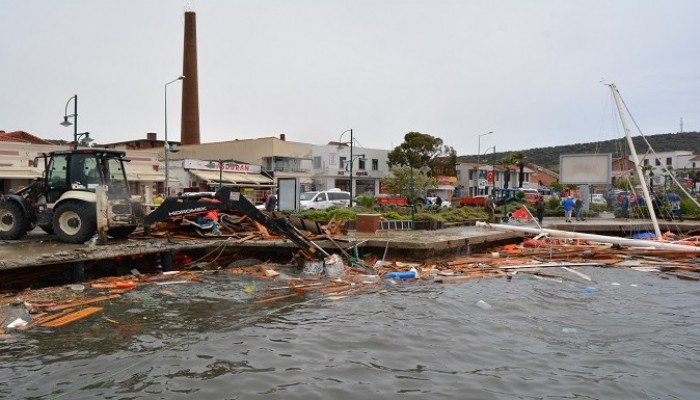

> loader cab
[44,150,131,203]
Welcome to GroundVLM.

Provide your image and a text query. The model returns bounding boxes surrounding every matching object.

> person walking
[620,194,629,218]
[485,195,497,223]
[671,198,683,221]
[535,195,546,224]
[562,196,574,222]
[574,198,585,221]
[265,189,278,212]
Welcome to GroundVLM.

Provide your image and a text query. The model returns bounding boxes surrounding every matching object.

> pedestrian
[535,195,545,224]
[574,198,585,221]
[153,193,164,207]
[485,195,497,223]
[265,189,278,212]
[671,198,683,221]
[620,194,629,218]
[435,196,443,208]
[562,196,574,222]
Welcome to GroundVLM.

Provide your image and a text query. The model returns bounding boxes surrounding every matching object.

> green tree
[381,166,438,200]
[387,132,457,175]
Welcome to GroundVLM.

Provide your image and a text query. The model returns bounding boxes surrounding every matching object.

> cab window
[316,193,327,202]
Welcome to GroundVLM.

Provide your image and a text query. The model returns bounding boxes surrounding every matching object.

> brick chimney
[181,11,200,145]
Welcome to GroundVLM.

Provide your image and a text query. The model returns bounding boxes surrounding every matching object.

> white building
[635,150,695,187]
[310,144,391,196]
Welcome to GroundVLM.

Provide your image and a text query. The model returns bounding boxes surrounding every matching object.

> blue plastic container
[385,269,417,279]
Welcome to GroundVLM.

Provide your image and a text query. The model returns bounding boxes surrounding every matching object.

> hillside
[458,131,700,170]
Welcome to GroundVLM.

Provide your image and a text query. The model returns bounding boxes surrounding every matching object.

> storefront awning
[0,167,43,179]
[189,170,274,186]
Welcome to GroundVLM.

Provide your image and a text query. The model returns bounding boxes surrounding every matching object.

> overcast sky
[2,0,699,155]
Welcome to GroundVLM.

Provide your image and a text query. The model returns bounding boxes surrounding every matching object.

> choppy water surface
[1,267,699,400]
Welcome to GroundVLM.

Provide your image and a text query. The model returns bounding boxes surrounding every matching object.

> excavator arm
[144,188,328,260]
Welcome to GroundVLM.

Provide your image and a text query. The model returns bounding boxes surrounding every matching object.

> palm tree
[499,154,516,188]
[512,151,526,188]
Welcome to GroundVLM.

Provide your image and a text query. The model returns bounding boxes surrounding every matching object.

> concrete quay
[0,225,521,272]
[1,215,698,285]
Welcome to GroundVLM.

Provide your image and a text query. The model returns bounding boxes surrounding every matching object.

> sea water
[1,266,698,399]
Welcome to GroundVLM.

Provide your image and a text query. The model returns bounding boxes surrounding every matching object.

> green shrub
[328,208,360,221]
[381,211,412,220]
[354,195,376,208]
[681,197,700,218]
[414,212,445,222]
[546,196,561,210]
[589,203,607,212]
[300,210,329,221]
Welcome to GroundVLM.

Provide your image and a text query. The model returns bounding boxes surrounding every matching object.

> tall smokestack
[181,11,200,145]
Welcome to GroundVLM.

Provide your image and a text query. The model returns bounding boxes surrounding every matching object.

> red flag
[511,206,533,220]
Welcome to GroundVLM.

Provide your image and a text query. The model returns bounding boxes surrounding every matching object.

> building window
[339,157,347,170]
[313,156,321,169]
[372,159,379,171]
[666,157,672,166]
[643,159,649,166]
[655,158,661,166]
[358,158,366,170]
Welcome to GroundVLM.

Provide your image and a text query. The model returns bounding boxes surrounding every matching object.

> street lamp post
[476,131,493,195]
[477,131,493,165]
[164,76,185,197]
[219,160,224,190]
[490,146,497,195]
[60,95,78,147]
[337,129,355,207]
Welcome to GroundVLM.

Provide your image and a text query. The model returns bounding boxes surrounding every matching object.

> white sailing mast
[475,84,700,251]
[608,83,662,239]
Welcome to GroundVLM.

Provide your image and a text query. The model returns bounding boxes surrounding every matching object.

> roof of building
[0,130,53,144]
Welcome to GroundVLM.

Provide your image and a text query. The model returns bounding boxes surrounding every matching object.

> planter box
[356,214,381,233]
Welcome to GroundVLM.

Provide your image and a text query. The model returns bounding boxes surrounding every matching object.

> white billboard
[559,154,612,185]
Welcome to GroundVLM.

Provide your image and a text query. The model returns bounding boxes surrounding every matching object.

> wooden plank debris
[46,294,121,312]
[40,307,104,328]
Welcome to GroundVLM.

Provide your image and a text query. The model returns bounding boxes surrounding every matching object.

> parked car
[299,189,351,210]
[591,194,607,206]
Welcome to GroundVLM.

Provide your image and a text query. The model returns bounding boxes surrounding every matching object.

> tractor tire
[0,200,30,240]
[53,201,96,244]
[107,226,136,239]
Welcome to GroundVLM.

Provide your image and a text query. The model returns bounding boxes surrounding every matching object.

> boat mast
[609,83,662,239]
[476,222,700,252]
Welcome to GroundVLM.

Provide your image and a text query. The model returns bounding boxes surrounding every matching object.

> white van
[300,189,351,210]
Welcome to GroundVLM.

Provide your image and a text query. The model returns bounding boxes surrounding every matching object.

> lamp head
[60,116,72,127]
[81,132,94,145]
[178,75,185,80]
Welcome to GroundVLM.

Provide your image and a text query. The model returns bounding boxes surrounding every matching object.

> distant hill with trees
[459,131,700,170]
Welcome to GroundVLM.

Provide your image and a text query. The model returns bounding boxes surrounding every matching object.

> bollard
[72,261,86,283]
[160,251,173,272]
